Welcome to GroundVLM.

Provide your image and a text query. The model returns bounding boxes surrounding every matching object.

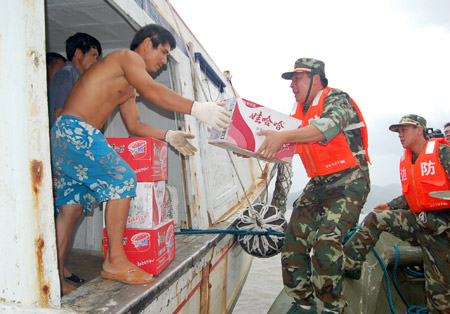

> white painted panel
[0,0,59,307]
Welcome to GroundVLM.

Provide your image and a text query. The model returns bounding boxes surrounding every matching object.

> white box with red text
[208,98,301,163]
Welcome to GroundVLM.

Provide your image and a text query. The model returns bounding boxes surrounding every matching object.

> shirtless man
[50,24,232,295]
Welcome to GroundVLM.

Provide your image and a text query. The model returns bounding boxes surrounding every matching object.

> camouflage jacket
[304,89,370,186]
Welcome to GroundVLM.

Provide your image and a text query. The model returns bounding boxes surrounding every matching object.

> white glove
[190,101,232,131]
[165,130,197,156]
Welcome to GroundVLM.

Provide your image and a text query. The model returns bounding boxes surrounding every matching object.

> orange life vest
[400,138,450,213]
[291,87,370,178]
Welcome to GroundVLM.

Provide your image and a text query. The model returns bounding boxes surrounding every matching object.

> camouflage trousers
[344,208,450,314]
[282,175,369,311]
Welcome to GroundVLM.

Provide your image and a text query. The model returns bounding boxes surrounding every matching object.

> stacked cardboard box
[208,98,302,163]
[104,137,175,274]
[107,137,168,182]
[107,137,168,227]
[103,220,175,275]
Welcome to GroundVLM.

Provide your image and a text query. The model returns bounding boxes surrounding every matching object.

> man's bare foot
[101,267,154,285]
[61,281,77,296]
[102,259,153,284]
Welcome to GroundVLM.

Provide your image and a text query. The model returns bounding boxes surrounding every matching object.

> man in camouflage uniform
[344,115,450,314]
[256,58,370,314]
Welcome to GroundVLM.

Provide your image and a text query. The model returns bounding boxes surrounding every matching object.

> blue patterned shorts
[50,115,137,213]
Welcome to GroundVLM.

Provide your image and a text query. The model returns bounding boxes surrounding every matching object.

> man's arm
[120,50,231,131]
[119,96,167,140]
[255,90,355,159]
[255,125,325,160]
[310,90,357,144]
[122,51,192,113]
[439,144,450,176]
[119,97,197,156]
[374,195,409,211]
[387,195,409,209]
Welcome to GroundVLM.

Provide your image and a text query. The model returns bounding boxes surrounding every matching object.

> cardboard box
[208,98,302,163]
[102,182,166,229]
[103,219,175,275]
[106,137,168,181]
[127,181,166,229]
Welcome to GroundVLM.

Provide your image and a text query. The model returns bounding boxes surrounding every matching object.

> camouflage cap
[281,58,327,80]
[389,114,427,132]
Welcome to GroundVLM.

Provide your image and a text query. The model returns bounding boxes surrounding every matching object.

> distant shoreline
[280,183,401,215]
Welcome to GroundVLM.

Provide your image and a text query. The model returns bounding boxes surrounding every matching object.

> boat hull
[268,233,426,314]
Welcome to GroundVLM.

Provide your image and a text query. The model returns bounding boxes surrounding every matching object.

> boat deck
[65,249,103,287]
[62,229,232,313]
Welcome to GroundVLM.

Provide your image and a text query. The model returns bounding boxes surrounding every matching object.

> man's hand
[165,130,197,156]
[190,101,232,131]
[374,203,390,211]
[233,151,250,158]
[255,130,286,160]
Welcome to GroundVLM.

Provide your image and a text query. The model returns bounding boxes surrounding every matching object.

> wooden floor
[65,249,104,287]
[59,231,234,313]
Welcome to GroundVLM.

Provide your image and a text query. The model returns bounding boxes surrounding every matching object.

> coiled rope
[372,247,397,314]
[401,266,425,278]
[345,225,427,314]
[373,244,428,314]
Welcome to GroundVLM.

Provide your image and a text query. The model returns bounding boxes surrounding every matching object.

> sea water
[232,249,284,314]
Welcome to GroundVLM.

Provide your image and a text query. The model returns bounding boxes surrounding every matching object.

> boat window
[194,52,226,93]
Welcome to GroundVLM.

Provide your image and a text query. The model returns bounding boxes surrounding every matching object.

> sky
[169,0,450,190]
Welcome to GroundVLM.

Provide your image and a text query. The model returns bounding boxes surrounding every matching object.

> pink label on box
[128,140,148,159]
[130,232,151,252]
[208,98,302,163]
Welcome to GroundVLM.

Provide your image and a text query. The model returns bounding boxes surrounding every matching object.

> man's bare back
[62,50,146,130]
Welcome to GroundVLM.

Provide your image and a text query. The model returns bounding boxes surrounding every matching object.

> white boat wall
[0,0,275,313]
